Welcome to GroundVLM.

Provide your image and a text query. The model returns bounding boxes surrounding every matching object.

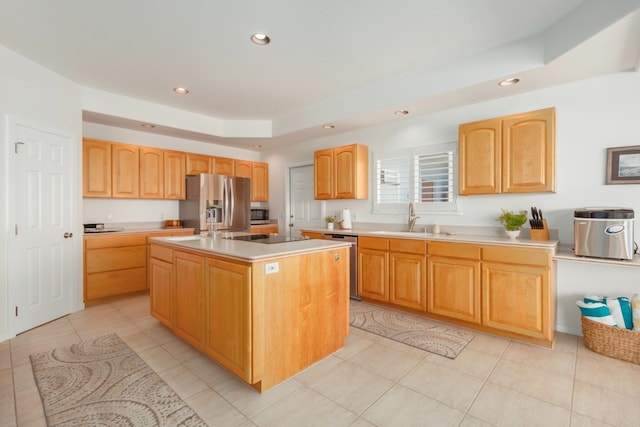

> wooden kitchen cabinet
[459,107,555,195]
[204,257,252,382]
[250,224,278,234]
[358,237,389,302]
[211,156,235,175]
[389,238,427,312]
[84,234,147,302]
[111,143,140,198]
[164,150,186,200]
[482,245,554,342]
[234,160,252,178]
[140,146,164,198]
[251,161,269,202]
[314,143,368,200]
[149,244,174,329]
[427,242,481,324]
[301,231,326,240]
[186,153,211,175]
[83,138,112,197]
[174,251,205,350]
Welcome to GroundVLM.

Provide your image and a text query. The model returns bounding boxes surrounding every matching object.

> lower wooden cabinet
[301,231,326,240]
[358,237,389,302]
[174,251,206,350]
[149,245,174,328]
[204,258,252,382]
[250,224,278,234]
[427,242,481,323]
[389,239,427,312]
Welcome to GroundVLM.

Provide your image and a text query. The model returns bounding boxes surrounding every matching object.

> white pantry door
[8,119,75,334]
[288,164,323,237]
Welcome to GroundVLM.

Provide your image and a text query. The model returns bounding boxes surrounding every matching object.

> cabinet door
[212,156,235,175]
[428,257,481,323]
[482,262,550,340]
[358,248,388,302]
[83,139,111,197]
[140,147,164,198]
[252,162,269,202]
[164,150,186,200]
[174,251,205,350]
[111,143,140,198]
[149,256,174,328]
[458,118,501,195]
[234,160,252,178]
[205,257,252,382]
[390,251,427,311]
[502,107,555,193]
[333,146,357,199]
[186,153,211,175]
[314,148,333,200]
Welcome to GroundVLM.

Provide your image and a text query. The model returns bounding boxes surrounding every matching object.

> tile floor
[2,293,640,427]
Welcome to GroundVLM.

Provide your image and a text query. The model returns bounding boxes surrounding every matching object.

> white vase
[505,229,520,239]
[327,223,334,230]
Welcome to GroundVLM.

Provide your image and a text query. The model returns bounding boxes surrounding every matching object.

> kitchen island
[148,235,351,392]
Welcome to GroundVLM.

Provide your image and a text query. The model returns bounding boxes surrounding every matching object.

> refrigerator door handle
[229,177,235,227]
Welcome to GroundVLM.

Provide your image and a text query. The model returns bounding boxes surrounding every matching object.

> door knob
[64,232,73,238]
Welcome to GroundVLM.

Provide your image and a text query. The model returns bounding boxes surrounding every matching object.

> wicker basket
[581,316,640,364]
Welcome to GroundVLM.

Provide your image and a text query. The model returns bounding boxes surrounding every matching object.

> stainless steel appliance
[223,234,303,244]
[83,223,124,233]
[250,208,270,224]
[574,208,635,260]
[179,174,251,234]
[324,234,359,300]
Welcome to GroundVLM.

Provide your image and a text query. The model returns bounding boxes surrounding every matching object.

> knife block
[530,219,550,241]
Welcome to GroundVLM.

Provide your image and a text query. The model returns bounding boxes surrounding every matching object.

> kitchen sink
[369,230,433,237]
[163,235,203,241]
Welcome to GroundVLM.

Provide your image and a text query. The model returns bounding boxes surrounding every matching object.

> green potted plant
[497,209,528,238]
[325,215,337,230]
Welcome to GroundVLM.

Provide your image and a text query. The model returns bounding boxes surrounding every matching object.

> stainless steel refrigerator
[179,174,251,234]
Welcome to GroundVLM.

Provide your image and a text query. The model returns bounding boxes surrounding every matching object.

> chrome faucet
[408,202,420,231]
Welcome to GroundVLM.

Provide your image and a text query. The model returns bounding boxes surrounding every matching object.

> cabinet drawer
[428,242,481,260]
[483,245,551,267]
[85,267,147,300]
[250,224,279,234]
[85,246,146,273]
[389,238,426,255]
[150,244,174,263]
[359,236,389,250]
[85,234,147,249]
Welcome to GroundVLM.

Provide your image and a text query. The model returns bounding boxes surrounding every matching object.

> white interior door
[288,164,323,237]
[8,119,74,334]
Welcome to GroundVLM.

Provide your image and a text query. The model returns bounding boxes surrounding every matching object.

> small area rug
[29,333,206,426]
[350,300,474,359]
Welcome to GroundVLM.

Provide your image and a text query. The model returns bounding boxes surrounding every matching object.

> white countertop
[302,228,559,250]
[150,234,352,261]
[554,243,640,268]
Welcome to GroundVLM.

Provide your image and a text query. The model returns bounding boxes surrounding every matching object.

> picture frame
[606,145,640,184]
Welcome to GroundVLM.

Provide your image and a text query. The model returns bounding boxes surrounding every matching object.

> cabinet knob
[334,253,340,261]
[64,232,73,238]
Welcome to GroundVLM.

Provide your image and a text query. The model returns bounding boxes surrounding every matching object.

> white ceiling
[2,0,640,150]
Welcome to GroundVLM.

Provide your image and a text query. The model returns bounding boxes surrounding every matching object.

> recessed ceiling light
[251,33,271,45]
[173,87,189,94]
[394,110,409,116]
[498,78,520,86]
[322,124,335,129]
[141,123,155,128]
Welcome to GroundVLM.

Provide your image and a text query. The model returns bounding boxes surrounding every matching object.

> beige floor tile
[14,386,45,426]
[348,417,377,427]
[251,386,357,427]
[553,332,579,355]
[305,360,394,415]
[0,368,17,427]
[185,387,248,426]
[156,363,209,400]
[0,341,12,371]
[161,337,203,363]
[575,343,640,398]
[464,331,510,356]
[12,363,37,393]
[424,346,501,380]
[468,383,570,427]
[144,322,182,345]
[333,328,377,360]
[488,359,574,409]
[361,384,465,427]
[294,354,344,385]
[137,345,181,372]
[572,380,640,427]
[400,359,485,412]
[459,414,496,426]
[346,340,425,381]
[570,412,617,427]
[184,352,235,387]
[501,340,577,377]
[119,330,160,353]
[214,376,303,418]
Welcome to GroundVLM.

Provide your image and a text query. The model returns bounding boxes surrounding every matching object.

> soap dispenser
[433,222,440,234]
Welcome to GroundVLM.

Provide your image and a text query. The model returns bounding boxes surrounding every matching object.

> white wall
[0,46,84,339]
[262,71,640,335]
[82,122,261,225]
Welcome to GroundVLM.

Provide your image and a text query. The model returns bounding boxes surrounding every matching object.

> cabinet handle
[334,253,340,261]
[64,232,73,238]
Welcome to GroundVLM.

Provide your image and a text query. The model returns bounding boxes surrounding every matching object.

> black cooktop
[224,234,303,244]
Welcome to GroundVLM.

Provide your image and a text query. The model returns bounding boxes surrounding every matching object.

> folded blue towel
[576,300,617,327]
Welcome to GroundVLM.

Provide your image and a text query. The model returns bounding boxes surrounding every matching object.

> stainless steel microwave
[251,208,269,224]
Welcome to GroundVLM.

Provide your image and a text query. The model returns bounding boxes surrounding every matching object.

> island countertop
[150,234,352,262]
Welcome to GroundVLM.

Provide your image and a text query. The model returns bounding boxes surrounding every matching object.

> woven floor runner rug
[29,333,206,426]
[350,300,474,359]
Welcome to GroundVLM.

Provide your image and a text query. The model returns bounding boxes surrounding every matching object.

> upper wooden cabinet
[212,156,235,175]
[186,153,211,175]
[234,160,269,202]
[139,146,164,199]
[459,107,555,195]
[111,143,140,198]
[314,143,368,200]
[164,150,186,200]
[83,139,112,197]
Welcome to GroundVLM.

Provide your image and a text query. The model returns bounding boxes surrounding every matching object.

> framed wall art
[606,145,640,184]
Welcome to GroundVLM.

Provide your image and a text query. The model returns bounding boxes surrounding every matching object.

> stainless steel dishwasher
[324,234,359,300]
